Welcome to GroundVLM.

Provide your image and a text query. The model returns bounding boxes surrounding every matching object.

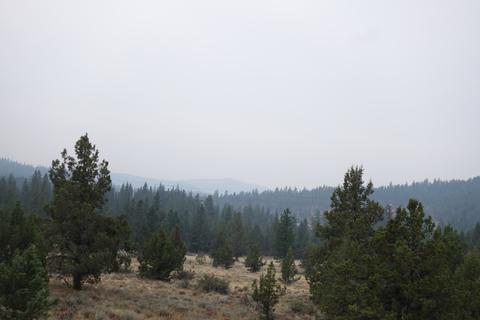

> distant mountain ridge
[0,158,265,194]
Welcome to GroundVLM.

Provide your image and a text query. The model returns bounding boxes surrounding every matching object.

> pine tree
[252,261,285,320]
[170,225,187,271]
[306,166,385,319]
[211,229,234,268]
[190,205,210,253]
[294,218,309,259]
[274,209,295,258]
[0,203,38,264]
[374,200,465,319]
[281,247,297,283]
[138,227,186,280]
[46,134,120,290]
[245,244,264,272]
[230,211,246,260]
[0,245,49,320]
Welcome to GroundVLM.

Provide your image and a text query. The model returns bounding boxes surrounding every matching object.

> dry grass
[48,254,315,319]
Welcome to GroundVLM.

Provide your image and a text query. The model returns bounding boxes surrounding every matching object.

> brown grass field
[47,254,316,320]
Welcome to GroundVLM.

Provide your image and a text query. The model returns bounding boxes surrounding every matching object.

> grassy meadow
[47,254,316,320]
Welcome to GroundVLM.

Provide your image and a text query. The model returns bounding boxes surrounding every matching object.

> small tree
[245,244,264,272]
[0,246,49,320]
[138,228,186,280]
[170,225,187,271]
[252,261,286,319]
[281,247,297,283]
[211,230,234,268]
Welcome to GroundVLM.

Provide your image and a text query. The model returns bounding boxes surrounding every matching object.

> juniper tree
[281,247,297,284]
[138,227,186,280]
[211,229,234,268]
[252,261,285,320]
[274,209,295,258]
[245,244,264,272]
[230,211,246,260]
[46,134,122,289]
[0,246,49,320]
[374,199,465,319]
[0,203,48,320]
[306,166,385,318]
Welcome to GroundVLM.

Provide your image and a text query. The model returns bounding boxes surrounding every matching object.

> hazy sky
[0,0,479,188]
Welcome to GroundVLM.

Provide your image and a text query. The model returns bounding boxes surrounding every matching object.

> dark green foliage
[0,245,49,320]
[252,261,286,320]
[170,225,187,271]
[138,227,186,280]
[46,134,121,290]
[230,211,246,259]
[196,274,229,294]
[211,229,234,268]
[274,209,295,258]
[245,244,264,272]
[0,203,39,264]
[307,167,479,319]
[455,251,480,319]
[281,248,297,284]
[294,218,310,259]
[214,176,480,231]
[374,200,465,319]
[190,204,211,253]
[307,166,386,319]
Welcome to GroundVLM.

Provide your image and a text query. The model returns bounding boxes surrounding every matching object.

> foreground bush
[196,274,229,294]
[0,246,49,320]
[252,262,285,319]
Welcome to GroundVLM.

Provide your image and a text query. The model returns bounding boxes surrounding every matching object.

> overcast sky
[0,0,479,188]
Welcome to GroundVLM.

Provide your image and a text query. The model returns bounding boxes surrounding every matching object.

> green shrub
[245,244,264,272]
[252,262,285,319]
[196,274,229,294]
[138,228,186,280]
[0,245,49,320]
[281,248,297,283]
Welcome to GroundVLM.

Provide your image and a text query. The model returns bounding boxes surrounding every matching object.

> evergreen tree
[211,229,234,268]
[252,261,285,320]
[46,134,119,290]
[294,218,310,259]
[281,247,297,284]
[0,203,38,264]
[0,246,49,320]
[170,225,187,271]
[274,209,295,258]
[455,251,480,319]
[374,200,465,319]
[230,211,246,259]
[307,166,385,319]
[245,244,264,272]
[138,227,186,280]
[190,204,210,252]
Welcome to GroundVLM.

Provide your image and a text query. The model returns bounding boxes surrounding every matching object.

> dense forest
[2,157,479,231]
[215,177,480,230]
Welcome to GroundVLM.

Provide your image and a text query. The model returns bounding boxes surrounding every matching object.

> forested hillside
[2,157,479,231]
[215,178,480,230]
